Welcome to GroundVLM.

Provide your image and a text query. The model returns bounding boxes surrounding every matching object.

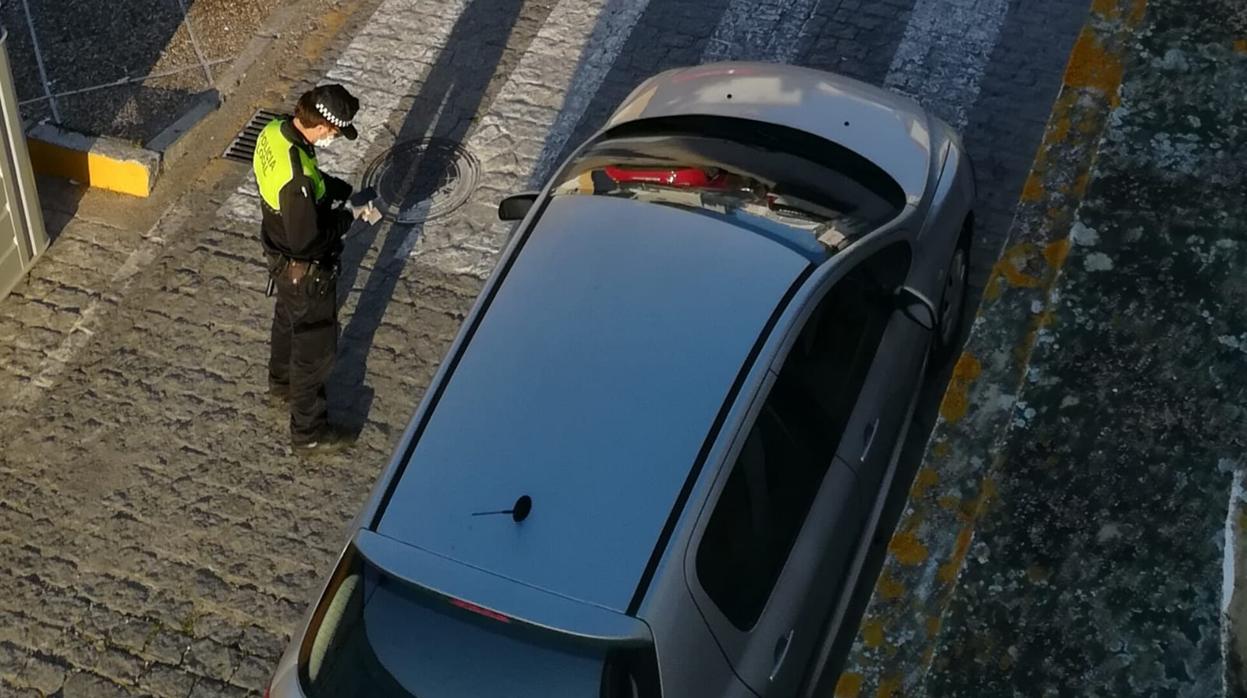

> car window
[550,116,906,255]
[300,548,613,697]
[695,252,901,630]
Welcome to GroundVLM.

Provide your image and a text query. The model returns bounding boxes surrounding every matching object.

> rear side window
[299,547,654,697]
[695,399,835,631]
[695,250,903,630]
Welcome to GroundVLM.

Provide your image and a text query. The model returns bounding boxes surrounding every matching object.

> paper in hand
[346,187,382,224]
[355,202,382,224]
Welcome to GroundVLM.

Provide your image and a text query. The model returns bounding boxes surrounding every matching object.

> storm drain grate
[361,139,480,224]
[222,108,283,163]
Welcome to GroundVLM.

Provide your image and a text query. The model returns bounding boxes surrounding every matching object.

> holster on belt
[266,254,337,298]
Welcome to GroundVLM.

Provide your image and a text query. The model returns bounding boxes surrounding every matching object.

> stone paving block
[91,644,147,686]
[0,674,44,698]
[0,313,25,345]
[236,624,287,663]
[50,633,102,678]
[3,592,87,647]
[57,222,148,265]
[184,637,237,684]
[228,651,272,690]
[7,324,71,358]
[11,278,98,316]
[18,655,70,695]
[138,662,199,698]
[144,629,192,667]
[198,227,257,257]
[103,618,163,659]
[0,294,81,335]
[9,572,173,649]
[24,255,117,296]
[188,675,252,698]
[61,669,134,698]
[0,639,29,679]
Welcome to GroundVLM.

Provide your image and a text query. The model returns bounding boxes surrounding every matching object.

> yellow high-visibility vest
[253,119,326,211]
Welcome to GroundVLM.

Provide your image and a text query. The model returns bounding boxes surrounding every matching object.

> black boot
[292,424,356,455]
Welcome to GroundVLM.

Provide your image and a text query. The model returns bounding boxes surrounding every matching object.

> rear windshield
[550,116,905,254]
[299,547,658,697]
[300,548,605,696]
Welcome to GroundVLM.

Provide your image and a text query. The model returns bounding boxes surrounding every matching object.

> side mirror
[498,191,539,221]
[896,286,938,333]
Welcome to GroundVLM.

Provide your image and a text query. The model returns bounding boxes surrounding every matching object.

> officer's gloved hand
[325,175,354,205]
[347,187,382,225]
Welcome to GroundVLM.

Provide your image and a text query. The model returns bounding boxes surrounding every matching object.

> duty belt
[265,254,338,298]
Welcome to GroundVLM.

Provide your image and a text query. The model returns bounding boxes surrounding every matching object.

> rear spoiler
[355,529,654,646]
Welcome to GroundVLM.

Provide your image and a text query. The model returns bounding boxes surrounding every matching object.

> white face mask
[319,133,339,147]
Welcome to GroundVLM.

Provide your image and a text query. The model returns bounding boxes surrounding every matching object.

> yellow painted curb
[27,123,160,198]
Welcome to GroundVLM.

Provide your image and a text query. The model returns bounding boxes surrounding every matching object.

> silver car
[266,62,974,698]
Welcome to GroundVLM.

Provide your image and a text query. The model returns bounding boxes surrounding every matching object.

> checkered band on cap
[316,102,349,128]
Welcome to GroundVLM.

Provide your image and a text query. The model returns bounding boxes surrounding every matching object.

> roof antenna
[472,495,533,523]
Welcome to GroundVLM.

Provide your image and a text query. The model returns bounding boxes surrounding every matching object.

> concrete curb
[27,123,161,198]
[145,89,221,161]
[836,0,1150,694]
[24,88,219,199]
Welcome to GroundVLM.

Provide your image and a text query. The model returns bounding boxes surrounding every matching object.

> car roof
[375,194,811,613]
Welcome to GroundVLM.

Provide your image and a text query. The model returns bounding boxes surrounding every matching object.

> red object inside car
[603,165,730,189]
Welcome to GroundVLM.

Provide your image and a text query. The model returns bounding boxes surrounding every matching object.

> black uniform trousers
[268,258,337,442]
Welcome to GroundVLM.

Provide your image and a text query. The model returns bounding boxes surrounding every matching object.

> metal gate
[0,28,48,302]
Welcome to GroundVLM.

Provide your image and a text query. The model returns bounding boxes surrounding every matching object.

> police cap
[310,84,360,141]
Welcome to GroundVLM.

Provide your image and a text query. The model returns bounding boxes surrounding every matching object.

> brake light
[450,598,511,623]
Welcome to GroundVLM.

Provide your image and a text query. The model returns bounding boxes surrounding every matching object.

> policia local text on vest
[253,84,361,455]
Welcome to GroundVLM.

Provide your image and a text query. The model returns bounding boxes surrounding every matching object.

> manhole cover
[362,139,480,224]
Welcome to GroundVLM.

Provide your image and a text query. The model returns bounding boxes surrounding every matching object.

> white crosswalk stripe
[884,0,1011,129]
[702,0,823,64]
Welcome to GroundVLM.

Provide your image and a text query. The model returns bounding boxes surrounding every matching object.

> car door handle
[770,629,794,682]
[861,418,879,463]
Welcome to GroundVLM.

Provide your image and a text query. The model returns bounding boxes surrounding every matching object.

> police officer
[253,84,360,454]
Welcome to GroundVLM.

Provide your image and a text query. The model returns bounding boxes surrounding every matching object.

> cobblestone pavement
[0,0,1090,696]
